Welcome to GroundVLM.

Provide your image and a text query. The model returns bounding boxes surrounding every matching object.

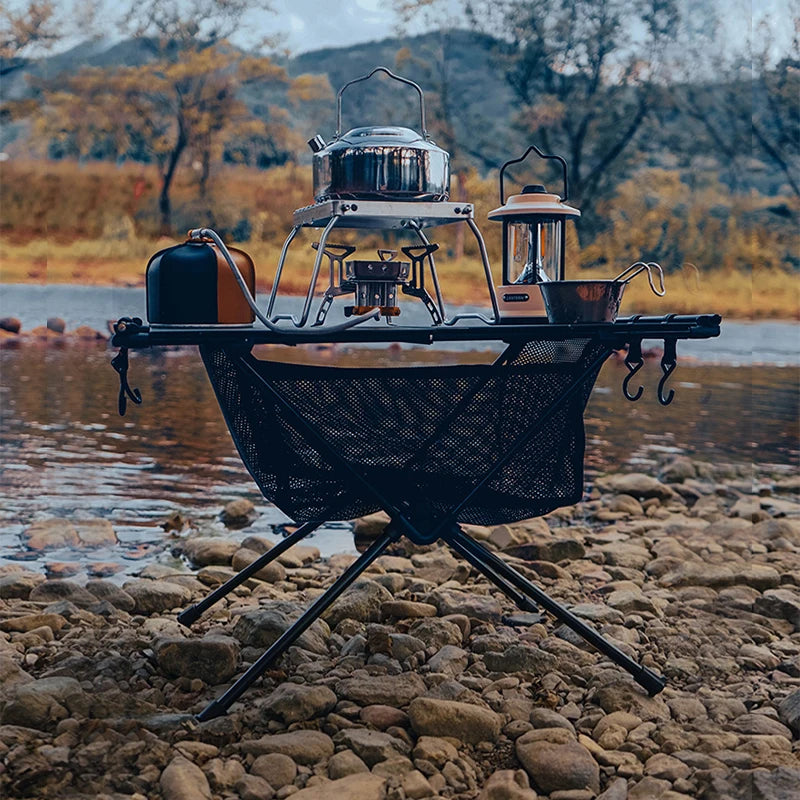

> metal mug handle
[336,66,428,139]
[614,261,666,296]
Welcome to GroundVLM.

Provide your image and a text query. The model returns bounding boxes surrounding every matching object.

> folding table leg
[196,526,400,721]
[178,521,322,627]
[446,526,667,696]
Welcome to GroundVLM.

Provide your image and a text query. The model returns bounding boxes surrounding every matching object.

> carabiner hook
[657,338,677,406]
[111,346,142,416]
[622,339,644,402]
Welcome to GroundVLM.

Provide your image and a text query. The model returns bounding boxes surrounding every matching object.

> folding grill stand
[111,315,721,722]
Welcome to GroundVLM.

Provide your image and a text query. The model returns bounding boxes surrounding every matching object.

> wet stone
[28,580,98,608]
[123,579,193,614]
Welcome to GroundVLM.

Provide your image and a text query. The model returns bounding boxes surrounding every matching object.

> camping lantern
[489,146,580,320]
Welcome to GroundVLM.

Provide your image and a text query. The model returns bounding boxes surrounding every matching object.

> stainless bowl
[539,280,627,323]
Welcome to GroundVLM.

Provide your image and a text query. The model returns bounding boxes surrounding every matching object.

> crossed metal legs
[186,515,664,721]
[184,344,665,721]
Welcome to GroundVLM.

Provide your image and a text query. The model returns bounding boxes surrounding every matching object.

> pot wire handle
[614,261,666,296]
[336,66,427,139]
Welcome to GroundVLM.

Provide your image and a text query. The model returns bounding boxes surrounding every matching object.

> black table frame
[111,314,721,721]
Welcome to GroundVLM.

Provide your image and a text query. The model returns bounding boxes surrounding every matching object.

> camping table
[111,313,721,721]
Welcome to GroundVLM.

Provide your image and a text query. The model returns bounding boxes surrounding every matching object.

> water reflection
[0,341,797,576]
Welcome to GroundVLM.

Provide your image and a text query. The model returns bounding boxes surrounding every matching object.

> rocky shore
[1,458,799,799]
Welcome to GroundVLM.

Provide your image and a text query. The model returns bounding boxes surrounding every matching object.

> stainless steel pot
[540,262,666,324]
[310,67,450,202]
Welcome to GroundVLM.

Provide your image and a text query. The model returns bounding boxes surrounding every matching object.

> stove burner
[313,243,442,325]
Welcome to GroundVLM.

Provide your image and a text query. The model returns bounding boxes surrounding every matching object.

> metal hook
[622,339,644,401]
[658,337,678,406]
[111,346,142,416]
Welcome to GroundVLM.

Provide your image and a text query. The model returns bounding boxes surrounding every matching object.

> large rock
[85,579,136,611]
[0,655,33,690]
[233,603,330,655]
[408,697,502,744]
[28,580,97,608]
[22,519,79,550]
[221,498,255,525]
[240,730,335,765]
[599,472,674,500]
[1,676,88,729]
[155,636,239,685]
[323,580,393,627]
[262,682,337,723]
[594,682,671,722]
[232,547,286,583]
[0,613,67,633]
[409,618,464,649]
[334,728,411,767]
[478,770,538,800]
[504,536,586,563]
[516,732,600,794]
[336,673,427,707]
[290,773,387,800]
[160,755,213,800]
[778,689,800,736]
[427,589,503,622]
[484,644,559,674]
[754,589,800,630]
[702,767,800,800]
[74,518,118,547]
[182,537,240,567]
[251,753,297,788]
[124,579,193,614]
[0,569,45,599]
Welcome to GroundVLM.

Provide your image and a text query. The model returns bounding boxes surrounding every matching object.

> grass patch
[2,237,796,319]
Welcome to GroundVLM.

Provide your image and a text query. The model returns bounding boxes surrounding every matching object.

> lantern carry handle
[499,145,569,204]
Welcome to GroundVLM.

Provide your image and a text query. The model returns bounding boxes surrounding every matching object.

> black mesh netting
[200,339,607,525]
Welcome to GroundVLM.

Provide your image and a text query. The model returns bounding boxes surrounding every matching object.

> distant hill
[1,30,517,170]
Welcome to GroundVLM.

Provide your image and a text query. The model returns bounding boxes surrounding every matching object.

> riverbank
[1,457,799,799]
[2,239,798,319]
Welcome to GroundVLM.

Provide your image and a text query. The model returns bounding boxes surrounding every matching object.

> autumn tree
[0,1,58,74]
[26,0,331,232]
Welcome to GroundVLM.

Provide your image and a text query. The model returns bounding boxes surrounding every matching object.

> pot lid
[489,184,580,220]
[327,126,445,152]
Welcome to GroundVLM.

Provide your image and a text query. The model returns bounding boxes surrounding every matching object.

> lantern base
[496,284,548,321]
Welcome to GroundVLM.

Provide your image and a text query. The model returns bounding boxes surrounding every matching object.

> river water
[1,284,797,580]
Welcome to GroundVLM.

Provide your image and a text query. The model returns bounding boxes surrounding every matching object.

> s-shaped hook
[111,343,142,416]
[658,337,677,406]
[622,338,644,402]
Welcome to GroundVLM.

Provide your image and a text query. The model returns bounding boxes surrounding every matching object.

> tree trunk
[159,123,187,235]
